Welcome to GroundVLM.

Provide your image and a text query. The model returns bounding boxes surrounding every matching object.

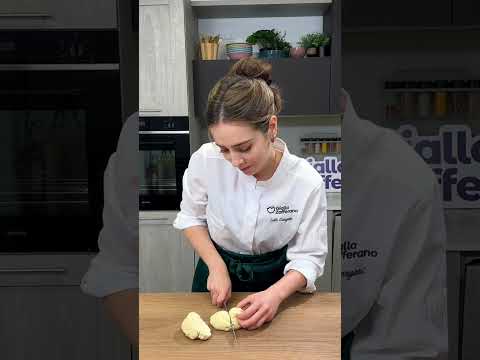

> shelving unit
[187,0,342,116]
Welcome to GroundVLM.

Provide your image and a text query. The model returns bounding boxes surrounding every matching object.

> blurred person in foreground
[81,113,139,346]
[341,89,448,360]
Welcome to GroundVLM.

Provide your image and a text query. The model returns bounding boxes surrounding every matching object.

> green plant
[299,32,330,48]
[246,29,291,51]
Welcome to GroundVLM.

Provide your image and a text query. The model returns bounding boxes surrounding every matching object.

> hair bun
[228,58,272,84]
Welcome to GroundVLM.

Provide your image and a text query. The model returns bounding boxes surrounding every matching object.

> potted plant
[246,29,291,59]
[299,32,330,57]
[290,42,306,59]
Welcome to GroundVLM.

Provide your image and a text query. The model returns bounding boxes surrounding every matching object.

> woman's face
[209,118,277,179]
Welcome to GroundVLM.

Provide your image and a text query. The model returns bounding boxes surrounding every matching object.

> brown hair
[205,58,283,134]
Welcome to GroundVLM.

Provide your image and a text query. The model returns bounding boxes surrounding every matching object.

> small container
[417,81,432,118]
[402,81,417,120]
[328,140,336,153]
[384,81,397,121]
[321,141,328,154]
[454,80,470,117]
[469,80,480,121]
[434,80,448,118]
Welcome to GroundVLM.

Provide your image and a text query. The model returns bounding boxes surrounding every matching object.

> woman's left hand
[235,288,283,330]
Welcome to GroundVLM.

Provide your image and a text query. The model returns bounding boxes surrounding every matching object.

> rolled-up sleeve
[173,147,208,230]
[284,183,328,293]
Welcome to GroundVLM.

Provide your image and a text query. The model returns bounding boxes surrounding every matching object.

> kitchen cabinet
[0,254,131,360]
[453,0,480,26]
[194,58,332,116]
[139,0,190,116]
[459,254,480,360]
[0,287,97,359]
[0,0,117,29]
[139,211,195,292]
[342,0,451,28]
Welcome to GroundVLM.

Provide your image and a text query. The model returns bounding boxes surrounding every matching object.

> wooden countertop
[140,292,340,360]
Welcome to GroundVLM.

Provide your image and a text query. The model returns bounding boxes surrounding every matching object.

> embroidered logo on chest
[267,205,298,223]
[266,205,298,215]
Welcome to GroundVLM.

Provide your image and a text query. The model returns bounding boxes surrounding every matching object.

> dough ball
[209,307,243,331]
[181,312,211,340]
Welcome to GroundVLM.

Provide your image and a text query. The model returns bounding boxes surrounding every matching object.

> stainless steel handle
[0,64,119,71]
[0,268,66,274]
[140,110,164,116]
[0,12,53,18]
[139,131,189,135]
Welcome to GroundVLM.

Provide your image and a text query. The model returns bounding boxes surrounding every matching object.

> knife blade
[223,302,238,344]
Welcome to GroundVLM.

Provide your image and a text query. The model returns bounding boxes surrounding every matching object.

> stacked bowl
[226,43,252,60]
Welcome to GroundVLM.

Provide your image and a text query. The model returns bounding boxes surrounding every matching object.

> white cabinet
[139,0,189,116]
[140,211,195,292]
[0,0,117,29]
[0,254,131,360]
[0,287,97,359]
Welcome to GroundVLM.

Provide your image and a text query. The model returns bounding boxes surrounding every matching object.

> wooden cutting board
[140,292,340,360]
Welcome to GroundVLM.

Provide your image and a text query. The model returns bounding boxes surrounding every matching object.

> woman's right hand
[207,265,232,307]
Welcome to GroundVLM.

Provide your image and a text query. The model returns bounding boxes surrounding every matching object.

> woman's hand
[207,265,232,307]
[235,288,283,330]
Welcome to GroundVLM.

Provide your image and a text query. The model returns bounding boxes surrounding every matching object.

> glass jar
[470,80,480,121]
[434,80,448,118]
[402,81,417,121]
[417,81,432,118]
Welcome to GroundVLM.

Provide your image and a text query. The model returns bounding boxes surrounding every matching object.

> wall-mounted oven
[0,30,122,251]
[139,116,190,211]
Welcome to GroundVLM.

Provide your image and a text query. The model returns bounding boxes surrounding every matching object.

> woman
[173,58,328,330]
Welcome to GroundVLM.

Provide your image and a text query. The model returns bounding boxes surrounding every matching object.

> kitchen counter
[140,292,340,360]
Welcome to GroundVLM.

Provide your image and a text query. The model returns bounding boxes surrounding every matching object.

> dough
[209,307,243,331]
[181,312,211,340]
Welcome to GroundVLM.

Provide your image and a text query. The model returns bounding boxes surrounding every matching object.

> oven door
[139,132,189,211]
[0,68,122,251]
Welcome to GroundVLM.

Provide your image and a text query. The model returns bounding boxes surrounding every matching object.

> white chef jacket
[341,90,448,359]
[173,138,328,293]
[81,113,139,297]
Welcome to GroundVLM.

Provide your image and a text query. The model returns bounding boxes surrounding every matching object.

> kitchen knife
[223,302,238,344]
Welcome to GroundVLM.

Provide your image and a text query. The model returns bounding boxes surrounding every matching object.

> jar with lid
[469,80,480,121]
[384,81,400,121]
[402,81,417,121]
[434,80,448,118]
[417,81,432,118]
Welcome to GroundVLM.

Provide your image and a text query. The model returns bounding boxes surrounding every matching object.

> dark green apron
[342,331,355,360]
[192,242,288,292]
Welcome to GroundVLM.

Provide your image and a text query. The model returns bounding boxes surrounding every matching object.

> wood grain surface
[140,292,340,360]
